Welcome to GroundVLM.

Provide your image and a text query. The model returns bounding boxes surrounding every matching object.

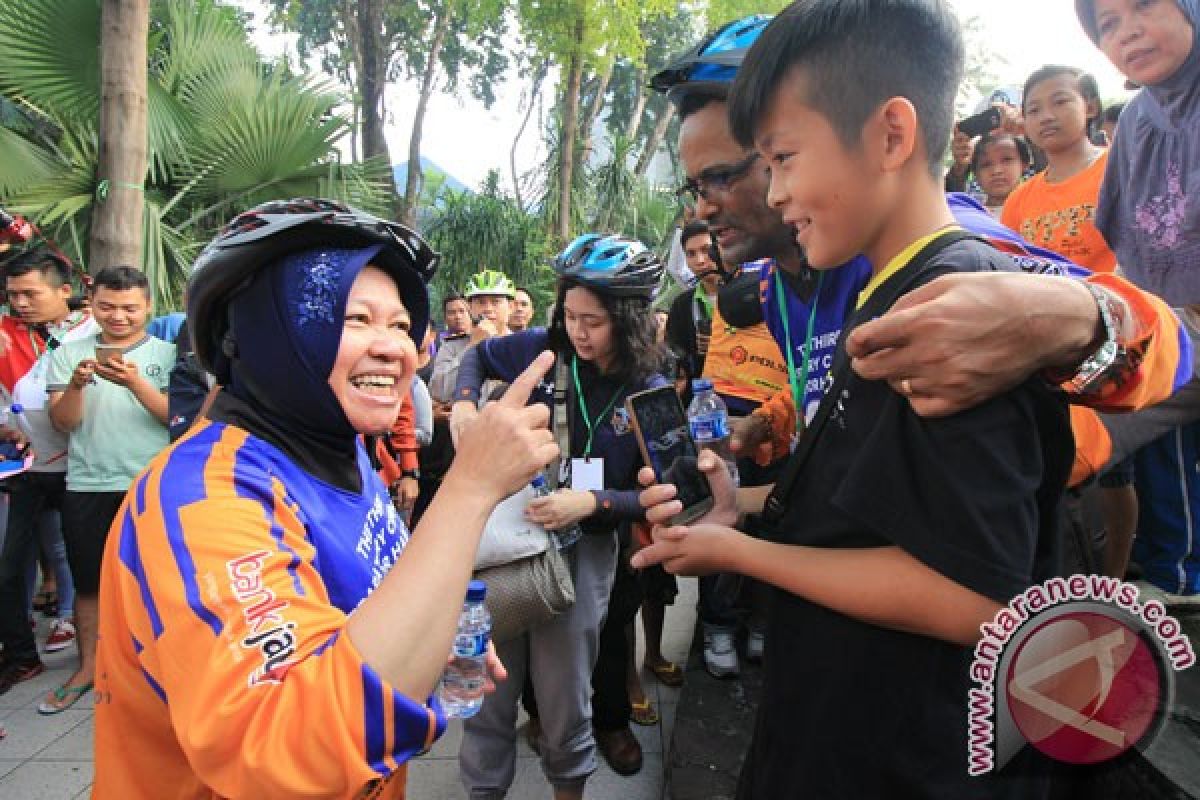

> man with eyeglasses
[670,117,804,683]
[659,15,1188,463]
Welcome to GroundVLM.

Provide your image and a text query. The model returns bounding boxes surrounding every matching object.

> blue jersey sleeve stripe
[117,510,165,640]
[141,666,168,704]
[361,664,389,776]
[230,448,307,598]
[1174,322,1193,391]
[157,424,227,637]
[130,635,168,704]
[134,472,149,516]
[312,629,339,658]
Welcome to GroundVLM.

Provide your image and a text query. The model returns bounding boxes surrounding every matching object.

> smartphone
[959,106,1002,138]
[626,385,714,526]
[94,344,123,366]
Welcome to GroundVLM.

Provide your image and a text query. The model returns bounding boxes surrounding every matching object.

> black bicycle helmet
[649,15,772,107]
[553,234,663,299]
[188,198,438,383]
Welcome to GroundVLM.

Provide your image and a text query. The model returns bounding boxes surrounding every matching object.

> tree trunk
[578,62,613,168]
[625,68,648,141]
[400,3,451,226]
[634,104,674,179]
[557,16,586,242]
[357,0,397,207]
[511,62,547,212]
[89,0,149,272]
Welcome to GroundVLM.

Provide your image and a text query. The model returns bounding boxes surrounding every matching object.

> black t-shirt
[738,239,1072,800]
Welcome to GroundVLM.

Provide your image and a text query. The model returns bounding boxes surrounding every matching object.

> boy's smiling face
[756,78,886,270]
[1093,0,1194,86]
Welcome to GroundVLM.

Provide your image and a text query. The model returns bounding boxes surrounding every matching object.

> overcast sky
[233,0,1130,192]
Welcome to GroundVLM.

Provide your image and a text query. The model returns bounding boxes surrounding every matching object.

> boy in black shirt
[632,1,1073,797]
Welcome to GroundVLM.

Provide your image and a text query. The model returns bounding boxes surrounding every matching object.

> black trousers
[0,472,65,662]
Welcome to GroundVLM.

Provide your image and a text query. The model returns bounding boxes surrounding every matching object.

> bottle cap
[8,403,22,415]
[466,579,487,602]
[691,378,713,392]
[530,474,547,489]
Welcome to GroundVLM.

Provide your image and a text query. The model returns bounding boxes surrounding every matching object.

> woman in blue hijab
[91,199,559,798]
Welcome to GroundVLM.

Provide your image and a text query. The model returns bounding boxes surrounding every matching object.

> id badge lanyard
[571,355,626,458]
[774,269,823,432]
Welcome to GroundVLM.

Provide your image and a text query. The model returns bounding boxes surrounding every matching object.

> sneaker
[746,628,765,663]
[703,625,739,678]
[0,657,46,695]
[44,619,76,653]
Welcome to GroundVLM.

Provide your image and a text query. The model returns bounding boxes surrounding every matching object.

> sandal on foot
[37,681,93,715]
[646,660,684,688]
[630,698,660,726]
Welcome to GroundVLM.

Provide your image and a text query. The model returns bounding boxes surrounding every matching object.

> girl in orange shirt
[1002,65,1118,273]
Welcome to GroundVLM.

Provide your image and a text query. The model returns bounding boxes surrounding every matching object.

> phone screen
[95,345,122,366]
[627,386,714,524]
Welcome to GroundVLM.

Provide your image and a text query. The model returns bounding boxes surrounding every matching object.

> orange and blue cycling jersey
[94,419,443,799]
[756,193,1191,482]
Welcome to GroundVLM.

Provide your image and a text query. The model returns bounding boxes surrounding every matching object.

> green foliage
[424,175,556,312]
[0,0,388,310]
[267,0,511,108]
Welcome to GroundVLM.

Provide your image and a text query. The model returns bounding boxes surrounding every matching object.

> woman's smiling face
[327,266,418,435]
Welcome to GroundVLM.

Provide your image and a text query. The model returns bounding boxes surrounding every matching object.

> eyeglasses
[675,152,761,206]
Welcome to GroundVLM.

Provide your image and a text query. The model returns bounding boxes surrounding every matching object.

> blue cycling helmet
[553,234,663,299]
[650,15,771,106]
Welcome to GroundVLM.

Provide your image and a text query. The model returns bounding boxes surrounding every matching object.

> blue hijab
[1077,0,1200,306]
[228,244,385,437]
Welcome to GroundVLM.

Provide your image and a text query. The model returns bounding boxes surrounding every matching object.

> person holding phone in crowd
[452,234,666,800]
[40,266,174,714]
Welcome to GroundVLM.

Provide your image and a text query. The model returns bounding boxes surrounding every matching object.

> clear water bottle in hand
[687,379,740,488]
[531,474,583,550]
[439,580,490,719]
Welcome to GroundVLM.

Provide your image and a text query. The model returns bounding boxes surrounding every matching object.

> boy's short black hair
[1102,102,1125,125]
[3,248,73,287]
[92,265,150,295]
[680,220,710,245]
[728,0,964,175]
[442,290,466,310]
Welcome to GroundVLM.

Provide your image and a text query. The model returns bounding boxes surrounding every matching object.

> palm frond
[0,0,101,126]
[0,125,61,198]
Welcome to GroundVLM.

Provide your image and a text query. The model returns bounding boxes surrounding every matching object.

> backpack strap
[762,229,980,525]
[548,356,572,490]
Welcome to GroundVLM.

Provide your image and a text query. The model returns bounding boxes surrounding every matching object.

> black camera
[958,107,1002,138]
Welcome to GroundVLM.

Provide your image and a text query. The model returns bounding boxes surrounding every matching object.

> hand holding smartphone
[95,344,123,367]
[626,386,714,526]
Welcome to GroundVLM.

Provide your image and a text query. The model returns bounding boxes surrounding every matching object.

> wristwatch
[400,468,420,480]
[1065,283,1126,395]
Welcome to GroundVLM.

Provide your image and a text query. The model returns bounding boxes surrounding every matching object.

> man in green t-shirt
[43,266,174,714]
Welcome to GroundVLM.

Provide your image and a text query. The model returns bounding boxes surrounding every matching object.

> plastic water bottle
[687,379,740,488]
[531,474,583,550]
[0,404,32,470]
[438,580,490,719]
[0,403,34,444]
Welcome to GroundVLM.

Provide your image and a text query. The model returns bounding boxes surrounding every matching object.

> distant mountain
[393,157,472,198]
